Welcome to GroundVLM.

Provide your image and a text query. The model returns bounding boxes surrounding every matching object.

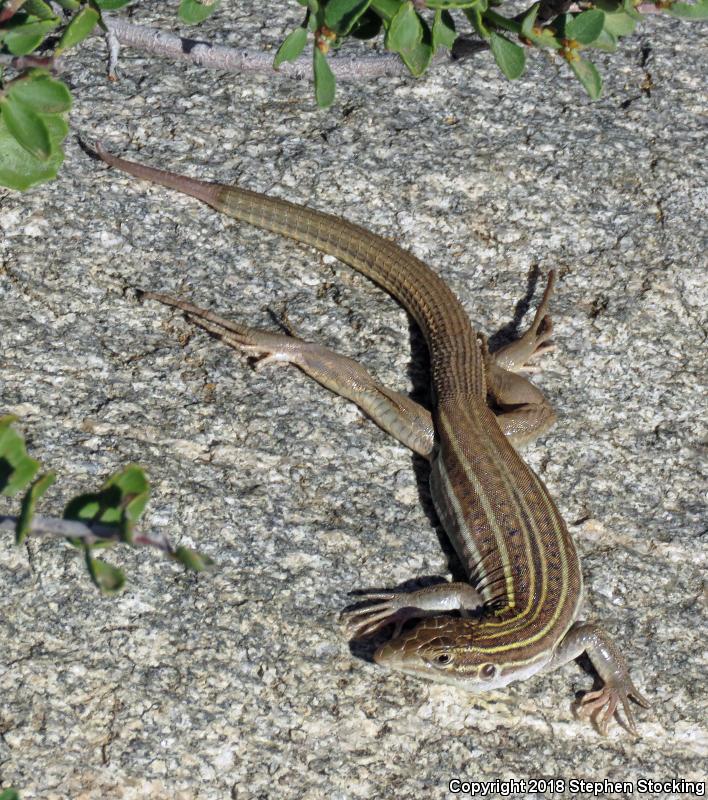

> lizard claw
[577,681,650,736]
[340,592,415,640]
[518,315,554,370]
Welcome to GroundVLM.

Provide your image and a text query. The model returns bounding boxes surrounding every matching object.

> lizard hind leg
[482,271,559,447]
[493,269,556,374]
[139,291,435,458]
[484,363,558,447]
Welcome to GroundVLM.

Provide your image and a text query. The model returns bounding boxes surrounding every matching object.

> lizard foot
[517,316,555,374]
[139,291,313,368]
[341,592,417,639]
[576,681,650,736]
[494,270,557,373]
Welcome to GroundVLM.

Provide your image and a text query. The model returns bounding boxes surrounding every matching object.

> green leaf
[565,9,605,44]
[0,789,21,800]
[385,1,432,75]
[0,416,41,497]
[107,465,149,540]
[174,545,214,572]
[426,0,485,6]
[24,1,57,20]
[63,464,149,545]
[569,56,602,99]
[9,72,71,113]
[463,4,490,39]
[313,46,335,107]
[489,31,525,79]
[178,0,221,25]
[273,26,308,68]
[591,28,618,51]
[56,6,99,53]
[554,12,571,36]
[522,9,562,50]
[398,38,433,76]
[432,9,456,51]
[521,2,539,38]
[520,1,563,49]
[16,471,56,545]
[387,1,422,53]
[369,0,399,23]
[54,0,81,9]
[324,0,371,35]
[600,8,638,37]
[94,0,134,8]
[0,95,51,160]
[4,18,59,55]
[0,109,67,190]
[484,7,521,33]
[665,0,708,18]
[85,551,125,594]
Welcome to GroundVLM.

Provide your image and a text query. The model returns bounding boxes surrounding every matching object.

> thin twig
[0,54,57,70]
[0,514,174,554]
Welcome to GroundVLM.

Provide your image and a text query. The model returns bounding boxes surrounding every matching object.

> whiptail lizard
[94,142,649,735]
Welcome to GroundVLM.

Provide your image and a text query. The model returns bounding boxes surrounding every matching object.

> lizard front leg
[341,581,484,639]
[140,291,435,458]
[546,621,650,735]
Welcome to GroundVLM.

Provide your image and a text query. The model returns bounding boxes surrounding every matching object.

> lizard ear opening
[479,663,497,681]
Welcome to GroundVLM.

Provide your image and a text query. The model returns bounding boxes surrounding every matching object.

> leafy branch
[0,415,213,594]
[0,0,705,190]
[0,0,226,190]
[276,0,706,105]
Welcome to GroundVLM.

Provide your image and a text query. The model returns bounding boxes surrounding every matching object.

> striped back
[431,398,583,658]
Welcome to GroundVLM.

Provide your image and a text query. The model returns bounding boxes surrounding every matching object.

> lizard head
[373,616,539,692]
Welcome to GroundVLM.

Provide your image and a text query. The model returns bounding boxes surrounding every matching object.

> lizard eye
[479,663,497,680]
[434,653,453,666]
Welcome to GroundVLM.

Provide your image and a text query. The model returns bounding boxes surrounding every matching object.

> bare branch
[0,54,57,70]
[100,16,485,82]
[0,514,174,555]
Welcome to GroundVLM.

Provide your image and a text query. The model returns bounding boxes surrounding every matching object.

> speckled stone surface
[0,1,706,798]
